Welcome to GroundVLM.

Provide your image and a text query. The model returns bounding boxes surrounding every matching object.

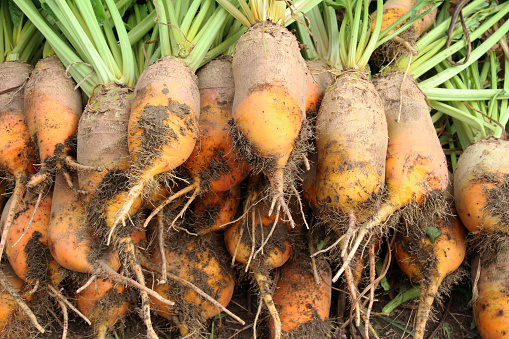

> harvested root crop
[24,55,85,190]
[394,208,466,339]
[454,137,509,252]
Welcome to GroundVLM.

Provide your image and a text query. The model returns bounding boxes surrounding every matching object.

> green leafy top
[294,0,435,72]
[215,0,322,29]
[14,0,145,97]
[1,1,44,64]
[154,0,232,72]
[125,2,158,78]
[391,0,508,79]
[412,2,509,169]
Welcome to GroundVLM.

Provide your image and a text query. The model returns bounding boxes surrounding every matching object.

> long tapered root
[333,203,397,282]
[108,179,147,245]
[312,234,346,257]
[96,260,174,307]
[61,170,87,194]
[143,182,199,228]
[48,284,91,325]
[96,325,108,339]
[0,179,25,258]
[414,288,438,339]
[245,209,257,272]
[291,184,308,229]
[123,239,160,338]
[169,184,199,229]
[64,155,102,172]
[365,243,376,339]
[56,298,68,339]
[11,191,43,248]
[254,272,281,339]
[0,269,44,334]
[341,211,357,257]
[26,154,103,190]
[268,168,295,229]
[137,252,245,325]
[252,206,281,261]
[157,213,167,284]
[26,170,50,189]
[343,258,361,327]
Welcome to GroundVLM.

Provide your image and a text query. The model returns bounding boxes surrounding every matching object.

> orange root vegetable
[183,57,250,193]
[76,83,132,194]
[224,197,293,271]
[315,71,387,283]
[473,246,509,339]
[76,277,131,339]
[146,58,249,231]
[305,59,334,119]
[315,72,387,222]
[76,80,157,333]
[49,173,120,273]
[0,263,25,330]
[24,55,84,189]
[270,254,332,338]
[0,263,40,337]
[338,71,449,280]
[87,169,157,338]
[370,1,437,62]
[371,0,437,39]
[224,185,293,339]
[454,137,509,246]
[110,57,199,234]
[0,61,37,260]
[394,210,466,339]
[90,170,144,242]
[4,191,52,281]
[147,233,235,335]
[192,184,241,235]
[231,22,308,228]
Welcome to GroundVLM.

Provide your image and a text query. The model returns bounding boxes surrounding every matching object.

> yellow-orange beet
[270,256,332,337]
[193,184,241,235]
[474,246,509,339]
[231,22,308,232]
[454,137,509,235]
[371,1,436,38]
[110,57,199,240]
[337,71,449,282]
[395,211,466,339]
[25,55,82,163]
[316,72,387,222]
[77,277,130,338]
[49,173,120,273]
[0,61,37,261]
[5,192,52,281]
[184,57,250,192]
[148,233,235,334]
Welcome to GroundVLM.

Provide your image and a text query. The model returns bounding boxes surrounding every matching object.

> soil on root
[484,173,509,227]
[25,231,51,282]
[133,100,198,174]
[2,254,480,339]
[228,116,313,199]
[206,279,271,339]
[362,265,479,339]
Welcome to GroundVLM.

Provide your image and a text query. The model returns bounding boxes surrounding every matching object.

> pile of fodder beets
[1,0,509,338]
